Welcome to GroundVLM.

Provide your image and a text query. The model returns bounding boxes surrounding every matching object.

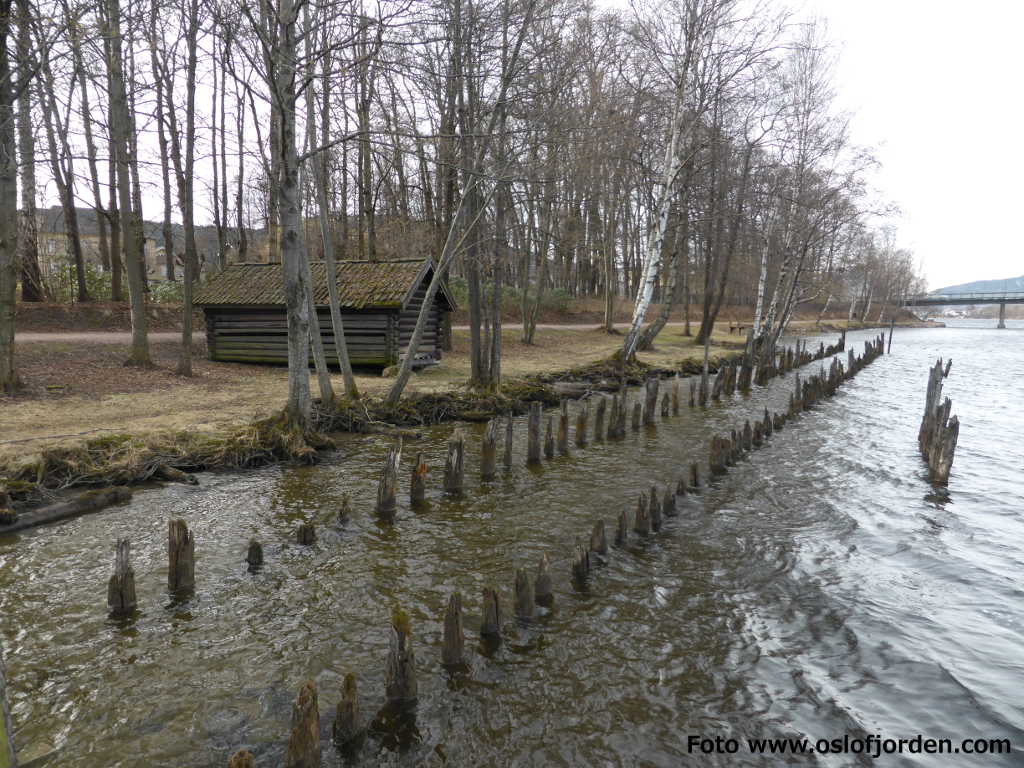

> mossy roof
[194,258,455,311]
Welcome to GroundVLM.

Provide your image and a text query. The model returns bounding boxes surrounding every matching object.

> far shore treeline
[0,0,925,427]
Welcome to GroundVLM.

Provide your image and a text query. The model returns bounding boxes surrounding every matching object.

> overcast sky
[798,0,1023,290]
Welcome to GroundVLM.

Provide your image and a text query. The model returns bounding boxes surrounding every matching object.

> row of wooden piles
[918,358,959,483]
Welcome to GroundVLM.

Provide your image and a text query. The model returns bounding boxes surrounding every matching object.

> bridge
[903,291,1024,328]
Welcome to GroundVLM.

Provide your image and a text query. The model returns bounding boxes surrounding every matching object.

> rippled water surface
[2,323,1023,766]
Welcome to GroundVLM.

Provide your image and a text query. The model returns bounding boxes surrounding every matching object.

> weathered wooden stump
[660,393,670,418]
[631,400,642,431]
[385,609,417,704]
[168,519,195,593]
[283,680,320,768]
[527,402,543,465]
[557,400,570,455]
[543,416,555,460]
[594,396,607,439]
[690,462,700,489]
[107,538,137,617]
[590,519,608,555]
[441,593,465,666]
[606,394,619,440]
[634,493,651,535]
[514,568,535,619]
[615,508,629,546]
[297,523,316,545]
[332,673,361,747]
[444,430,465,493]
[571,542,590,582]
[228,749,256,768]
[742,421,753,452]
[773,411,784,431]
[503,412,514,470]
[481,420,498,480]
[535,553,553,605]
[763,407,773,437]
[676,476,687,495]
[649,485,662,531]
[339,494,353,524]
[405,454,425,507]
[643,378,659,426]
[688,379,696,408]
[671,379,680,415]
[376,439,403,517]
[481,587,502,637]
[575,401,589,447]
[662,487,676,517]
[246,539,264,571]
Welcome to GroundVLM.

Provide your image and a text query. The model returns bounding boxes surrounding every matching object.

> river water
[2,322,1022,767]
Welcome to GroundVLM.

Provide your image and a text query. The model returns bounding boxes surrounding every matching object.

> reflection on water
[2,324,1023,766]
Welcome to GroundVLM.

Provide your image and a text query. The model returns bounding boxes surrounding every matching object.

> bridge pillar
[998,302,1007,329]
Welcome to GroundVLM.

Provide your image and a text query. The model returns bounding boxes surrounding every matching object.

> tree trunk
[0,0,19,393]
[15,0,40,301]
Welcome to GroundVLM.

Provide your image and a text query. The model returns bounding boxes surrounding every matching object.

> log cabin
[194,259,455,368]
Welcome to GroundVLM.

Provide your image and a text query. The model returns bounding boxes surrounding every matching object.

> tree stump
[672,379,680,415]
[643,378,659,425]
[441,593,465,666]
[649,485,662,531]
[297,523,316,545]
[594,396,607,439]
[332,673,360,748]
[690,462,700,489]
[246,539,264,572]
[535,553,553,605]
[660,393,670,418]
[575,401,589,448]
[504,412,514,470]
[385,609,417,704]
[590,519,608,555]
[689,379,696,407]
[514,568,534,619]
[615,508,629,546]
[481,587,502,637]
[676,476,687,495]
[376,438,403,517]
[444,430,465,493]
[571,542,590,582]
[634,493,651,535]
[481,420,498,480]
[773,412,784,431]
[410,455,427,506]
[283,680,320,768]
[763,407,773,437]
[606,394,619,440]
[662,487,676,517]
[107,538,137,617]
[228,749,256,768]
[527,402,543,465]
[543,416,555,460]
[557,400,570,455]
[743,421,753,451]
[168,519,195,593]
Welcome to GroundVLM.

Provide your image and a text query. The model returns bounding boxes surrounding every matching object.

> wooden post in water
[660,393,670,418]
[634,493,651,535]
[887,317,895,353]
[544,416,555,459]
[557,400,570,455]
[0,640,12,768]
[385,609,417,704]
[410,455,427,506]
[649,485,662,531]
[503,412,514,470]
[571,542,590,582]
[662,487,676,517]
[527,402,543,465]
[590,519,608,555]
[631,400,642,431]
[444,430,465,493]
[168,519,195,593]
[481,420,498,480]
[606,394,619,440]
[481,588,502,637]
[535,554,553,605]
[594,396,607,439]
[575,401,589,448]
[676,475,687,495]
[283,680,320,768]
[689,379,696,408]
[672,378,680,415]
[690,462,700,489]
[441,593,465,666]
[296,523,316,545]
[332,673,360,748]
[228,749,256,768]
[246,539,264,571]
[616,508,629,546]
[643,378,659,425]
[107,538,137,617]
[376,438,402,517]
[514,568,535,619]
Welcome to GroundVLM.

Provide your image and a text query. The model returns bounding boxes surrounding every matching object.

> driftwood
[1,486,132,533]
[527,402,542,465]
[514,568,535,619]
[168,519,195,593]
[385,610,417,703]
[481,587,502,637]
[332,673,361,747]
[283,680,320,768]
[535,553,553,605]
[246,539,264,571]
[376,439,402,517]
[154,464,199,485]
[107,538,137,617]
[441,593,465,666]
[444,430,465,494]
[409,455,427,506]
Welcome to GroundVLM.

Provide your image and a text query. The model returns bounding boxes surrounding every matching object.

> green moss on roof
[193,258,455,310]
